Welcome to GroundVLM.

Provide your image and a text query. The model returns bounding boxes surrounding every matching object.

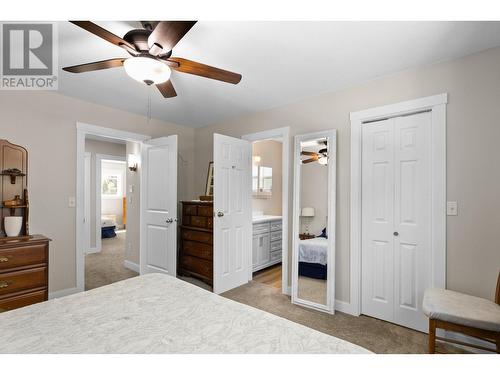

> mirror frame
[291,129,337,314]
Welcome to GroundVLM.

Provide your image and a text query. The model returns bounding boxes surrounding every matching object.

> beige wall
[84,139,126,247]
[300,162,328,235]
[194,46,500,302]
[252,140,282,216]
[0,91,195,293]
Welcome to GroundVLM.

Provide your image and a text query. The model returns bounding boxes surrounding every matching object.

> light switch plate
[68,196,76,208]
[447,201,458,216]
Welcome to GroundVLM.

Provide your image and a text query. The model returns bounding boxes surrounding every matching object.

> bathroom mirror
[292,130,336,313]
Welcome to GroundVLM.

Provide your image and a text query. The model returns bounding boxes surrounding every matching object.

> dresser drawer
[270,239,282,252]
[0,267,47,296]
[181,229,213,244]
[197,205,213,217]
[270,230,282,241]
[183,205,197,216]
[270,220,282,232]
[0,289,46,313]
[190,216,209,229]
[253,222,270,235]
[0,243,47,271]
[270,250,282,262]
[180,255,212,279]
[182,240,213,261]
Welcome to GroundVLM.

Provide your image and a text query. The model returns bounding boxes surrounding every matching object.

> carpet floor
[85,231,138,291]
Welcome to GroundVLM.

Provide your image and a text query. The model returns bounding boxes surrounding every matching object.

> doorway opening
[243,127,290,295]
[83,136,138,290]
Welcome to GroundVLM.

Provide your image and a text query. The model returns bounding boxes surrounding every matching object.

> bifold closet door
[361,112,432,332]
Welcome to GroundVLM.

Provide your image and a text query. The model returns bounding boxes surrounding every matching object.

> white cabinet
[252,218,282,272]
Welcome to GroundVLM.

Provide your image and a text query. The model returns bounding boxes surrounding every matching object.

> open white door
[213,133,252,294]
[140,135,178,276]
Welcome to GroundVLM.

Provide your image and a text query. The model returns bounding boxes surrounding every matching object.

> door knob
[166,218,173,224]
[393,232,399,236]
[217,211,224,217]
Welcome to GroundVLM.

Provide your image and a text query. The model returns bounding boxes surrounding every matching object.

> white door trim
[242,127,290,295]
[76,122,150,292]
[349,93,447,316]
[95,154,126,253]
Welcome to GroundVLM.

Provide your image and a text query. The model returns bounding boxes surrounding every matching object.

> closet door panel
[361,119,395,321]
[393,112,432,332]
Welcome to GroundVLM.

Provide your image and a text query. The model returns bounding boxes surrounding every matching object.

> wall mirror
[292,130,336,313]
[252,164,273,197]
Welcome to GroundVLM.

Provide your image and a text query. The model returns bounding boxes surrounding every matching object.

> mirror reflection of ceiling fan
[63,21,242,98]
[301,140,328,165]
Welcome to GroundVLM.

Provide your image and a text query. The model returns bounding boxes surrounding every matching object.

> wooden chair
[423,272,500,353]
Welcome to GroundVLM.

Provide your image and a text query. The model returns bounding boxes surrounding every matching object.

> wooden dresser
[178,201,213,286]
[0,235,50,313]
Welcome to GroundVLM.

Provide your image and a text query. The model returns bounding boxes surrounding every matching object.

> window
[253,165,272,198]
[102,175,119,196]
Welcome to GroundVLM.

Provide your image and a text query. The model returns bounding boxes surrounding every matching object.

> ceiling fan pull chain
[147,86,152,125]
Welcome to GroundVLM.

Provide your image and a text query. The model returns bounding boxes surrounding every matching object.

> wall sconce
[253,155,261,163]
[128,154,139,172]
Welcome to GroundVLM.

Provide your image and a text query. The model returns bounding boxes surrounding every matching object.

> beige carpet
[221,281,468,354]
[85,231,138,291]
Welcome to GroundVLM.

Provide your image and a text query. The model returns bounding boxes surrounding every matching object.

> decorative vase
[4,216,23,237]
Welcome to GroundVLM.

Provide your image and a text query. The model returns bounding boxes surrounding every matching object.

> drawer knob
[0,256,8,263]
[0,281,10,289]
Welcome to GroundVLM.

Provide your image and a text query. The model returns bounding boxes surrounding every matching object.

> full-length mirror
[292,130,336,313]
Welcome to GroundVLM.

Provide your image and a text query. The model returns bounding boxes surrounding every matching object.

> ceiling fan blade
[156,80,177,98]
[301,151,317,156]
[168,57,242,84]
[70,21,136,52]
[63,58,125,73]
[148,21,197,53]
[302,157,318,164]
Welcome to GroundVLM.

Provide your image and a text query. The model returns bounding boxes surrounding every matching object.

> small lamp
[128,154,139,172]
[300,207,315,234]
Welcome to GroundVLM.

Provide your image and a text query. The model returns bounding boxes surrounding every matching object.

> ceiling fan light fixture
[123,56,171,85]
[318,157,328,165]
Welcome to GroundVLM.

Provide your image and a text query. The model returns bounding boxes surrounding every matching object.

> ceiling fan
[63,21,242,98]
[301,140,328,165]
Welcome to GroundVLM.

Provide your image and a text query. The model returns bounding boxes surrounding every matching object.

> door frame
[95,154,127,254]
[349,93,447,316]
[242,127,290,295]
[76,122,150,293]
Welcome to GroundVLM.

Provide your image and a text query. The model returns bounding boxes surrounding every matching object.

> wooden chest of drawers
[178,201,213,286]
[0,235,50,313]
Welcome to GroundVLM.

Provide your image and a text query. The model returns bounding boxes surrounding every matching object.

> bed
[101,214,116,238]
[0,274,370,354]
[299,237,328,279]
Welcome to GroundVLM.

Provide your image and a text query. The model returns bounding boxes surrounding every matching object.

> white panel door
[393,112,431,331]
[213,133,252,294]
[140,136,177,276]
[361,112,431,332]
[362,119,395,321]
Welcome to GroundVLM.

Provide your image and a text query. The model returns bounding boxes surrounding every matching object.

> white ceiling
[58,21,500,128]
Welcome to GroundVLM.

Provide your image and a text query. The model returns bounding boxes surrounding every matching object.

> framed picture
[205,161,214,196]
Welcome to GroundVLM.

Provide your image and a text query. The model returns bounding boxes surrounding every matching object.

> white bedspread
[0,274,370,354]
[299,237,328,265]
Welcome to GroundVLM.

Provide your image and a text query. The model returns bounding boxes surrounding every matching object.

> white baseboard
[335,299,357,315]
[282,285,291,296]
[124,260,140,273]
[85,246,101,255]
[49,287,80,299]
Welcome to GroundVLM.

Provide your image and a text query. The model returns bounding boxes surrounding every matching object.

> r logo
[2,23,53,76]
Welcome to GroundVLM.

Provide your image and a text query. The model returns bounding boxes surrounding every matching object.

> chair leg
[429,319,436,354]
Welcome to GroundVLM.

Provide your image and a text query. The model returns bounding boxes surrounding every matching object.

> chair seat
[423,288,500,332]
